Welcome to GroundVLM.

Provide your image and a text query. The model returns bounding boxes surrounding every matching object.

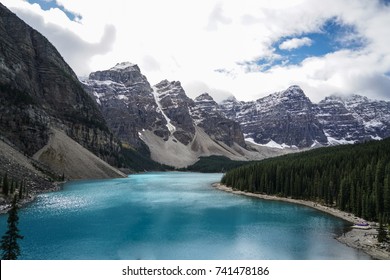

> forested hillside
[221,138,390,222]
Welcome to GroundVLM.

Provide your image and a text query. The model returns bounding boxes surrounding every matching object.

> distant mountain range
[220,85,390,148]
[1,2,390,193]
[83,62,390,166]
[82,62,252,168]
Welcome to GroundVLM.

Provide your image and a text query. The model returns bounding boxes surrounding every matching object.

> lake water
[0,172,370,259]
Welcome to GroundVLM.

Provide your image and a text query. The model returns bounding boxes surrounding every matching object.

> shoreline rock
[0,181,62,214]
[213,182,390,260]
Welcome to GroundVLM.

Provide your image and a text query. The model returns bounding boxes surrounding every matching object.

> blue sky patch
[380,0,390,6]
[27,0,81,21]
[255,17,367,71]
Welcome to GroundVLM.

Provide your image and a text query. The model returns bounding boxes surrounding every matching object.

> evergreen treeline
[0,173,28,200]
[118,146,174,172]
[181,156,248,173]
[221,138,390,222]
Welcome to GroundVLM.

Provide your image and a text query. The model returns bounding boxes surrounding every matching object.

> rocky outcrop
[314,95,390,144]
[153,80,195,145]
[220,86,328,147]
[0,3,123,179]
[83,62,167,148]
[190,93,245,147]
[343,95,390,140]
[314,96,367,143]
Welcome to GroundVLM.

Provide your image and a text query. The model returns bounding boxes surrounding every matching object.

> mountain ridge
[219,86,390,148]
[84,61,390,166]
[0,3,126,191]
[83,63,253,167]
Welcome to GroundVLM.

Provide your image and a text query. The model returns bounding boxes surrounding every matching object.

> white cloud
[206,2,232,31]
[2,0,390,102]
[2,0,116,75]
[279,37,313,50]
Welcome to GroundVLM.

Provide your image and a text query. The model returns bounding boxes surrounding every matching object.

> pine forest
[221,138,390,222]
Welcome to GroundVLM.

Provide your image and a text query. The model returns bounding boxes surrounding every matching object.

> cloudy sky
[3,0,390,102]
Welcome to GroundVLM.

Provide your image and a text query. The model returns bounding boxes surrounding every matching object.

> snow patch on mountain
[245,137,298,149]
[110,62,136,71]
[152,86,176,134]
[326,135,356,145]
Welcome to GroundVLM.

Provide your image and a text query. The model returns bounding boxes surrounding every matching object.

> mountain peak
[155,79,181,87]
[88,62,148,86]
[287,85,303,90]
[109,62,139,72]
[345,94,370,103]
[195,93,214,102]
[282,85,306,97]
[220,95,239,106]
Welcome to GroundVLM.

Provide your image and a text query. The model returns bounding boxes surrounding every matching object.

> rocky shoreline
[0,182,62,214]
[213,183,390,260]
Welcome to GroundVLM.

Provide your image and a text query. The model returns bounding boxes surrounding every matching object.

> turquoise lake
[0,172,371,259]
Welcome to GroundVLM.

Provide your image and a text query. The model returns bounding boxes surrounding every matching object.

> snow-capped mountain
[315,95,390,143]
[153,80,196,145]
[220,85,328,148]
[83,63,249,167]
[190,93,246,147]
[220,87,390,148]
[83,62,166,149]
[83,62,390,166]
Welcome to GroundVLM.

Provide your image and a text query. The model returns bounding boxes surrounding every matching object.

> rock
[190,93,245,147]
[0,3,122,180]
[153,80,195,145]
[83,62,167,148]
[315,95,390,144]
[220,85,327,147]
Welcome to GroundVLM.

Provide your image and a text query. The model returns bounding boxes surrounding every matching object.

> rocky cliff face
[86,61,390,156]
[190,93,245,147]
[220,86,328,148]
[85,64,247,150]
[314,96,366,144]
[84,63,249,167]
[220,87,390,148]
[0,3,122,179]
[83,62,167,148]
[315,95,390,143]
[153,80,195,145]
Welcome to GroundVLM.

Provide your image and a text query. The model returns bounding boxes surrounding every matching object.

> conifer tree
[377,217,387,243]
[10,180,15,195]
[0,196,24,260]
[2,173,9,196]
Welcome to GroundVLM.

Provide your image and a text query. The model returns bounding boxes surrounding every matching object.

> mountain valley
[1,2,390,205]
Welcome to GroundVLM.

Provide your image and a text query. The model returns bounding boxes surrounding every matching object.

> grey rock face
[220,85,328,147]
[85,64,248,149]
[315,96,366,142]
[344,95,390,140]
[0,3,118,164]
[84,62,168,148]
[315,95,390,142]
[221,87,390,147]
[190,93,245,147]
[153,80,195,145]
